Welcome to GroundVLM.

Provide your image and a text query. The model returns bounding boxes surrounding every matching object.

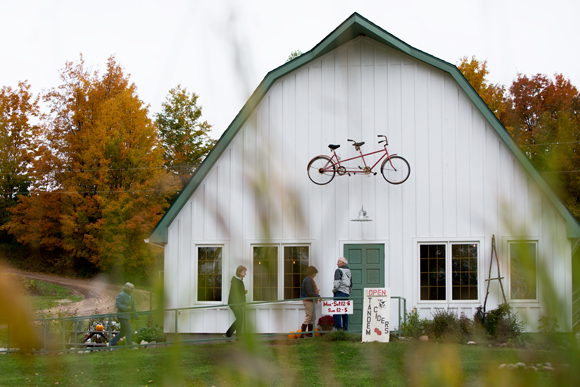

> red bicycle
[307,135,410,185]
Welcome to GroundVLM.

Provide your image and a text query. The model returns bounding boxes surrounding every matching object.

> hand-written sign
[362,288,391,343]
[321,300,353,314]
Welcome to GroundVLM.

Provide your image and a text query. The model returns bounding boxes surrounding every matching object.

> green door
[344,244,385,333]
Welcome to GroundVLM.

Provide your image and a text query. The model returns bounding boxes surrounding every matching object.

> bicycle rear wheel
[307,156,336,185]
[381,156,410,184]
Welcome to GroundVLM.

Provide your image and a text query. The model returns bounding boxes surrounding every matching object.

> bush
[430,309,472,343]
[134,325,166,343]
[484,303,523,342]
[323,330,354,342]
[9,274,36,294]
[400,308,431,338]
[537,315,559,333]
[399,304,523,344]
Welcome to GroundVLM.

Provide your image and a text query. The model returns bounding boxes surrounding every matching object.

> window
[420,244,446,300]
[509,241,537,300]
[284,246,309,299]
[420,242,478,301]
[252,244,309,301]
[451,244,478,300]
[197,246,222,302]
[253,246,278,301]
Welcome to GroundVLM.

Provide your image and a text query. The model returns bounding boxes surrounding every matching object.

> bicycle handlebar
[348,136,388,145]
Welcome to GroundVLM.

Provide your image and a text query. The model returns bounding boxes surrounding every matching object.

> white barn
[148,13,580,335]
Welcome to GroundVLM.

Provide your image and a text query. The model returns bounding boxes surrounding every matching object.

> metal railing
[0,295,406,355]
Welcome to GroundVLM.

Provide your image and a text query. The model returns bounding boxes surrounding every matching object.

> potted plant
[317,315,335,332]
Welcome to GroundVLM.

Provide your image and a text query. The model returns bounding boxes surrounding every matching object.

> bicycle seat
[328,144,340,150]
[353,141,365,147]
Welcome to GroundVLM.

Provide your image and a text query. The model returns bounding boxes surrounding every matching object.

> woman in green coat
[224,265,247,338]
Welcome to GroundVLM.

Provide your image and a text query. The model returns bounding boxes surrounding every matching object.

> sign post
[362,288,391,343]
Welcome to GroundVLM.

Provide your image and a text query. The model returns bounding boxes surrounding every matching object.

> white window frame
[193,242,227,305]
[416,239,482,304]
[249,242,311,302]
[506,239,539,302]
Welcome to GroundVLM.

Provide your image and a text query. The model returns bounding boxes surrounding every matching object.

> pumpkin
[314,328,321,337]
[288,331,296,340]
[95,324,104,331]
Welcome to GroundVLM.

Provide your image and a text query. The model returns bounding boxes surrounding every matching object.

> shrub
[323,330,352,342]
[134,325,166,343]
[400,308,431,338]
[537,315,559,333]
[9,274,36,294]
[484,303,523,342]
[430,309,472,343]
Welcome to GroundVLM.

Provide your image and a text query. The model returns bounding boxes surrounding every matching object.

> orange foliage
[4,56,179,278]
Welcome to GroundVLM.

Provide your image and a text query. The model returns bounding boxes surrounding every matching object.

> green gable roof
[148,12,580,244]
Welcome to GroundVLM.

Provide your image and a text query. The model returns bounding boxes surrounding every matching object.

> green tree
[4,56,177,279]
[0,82,40,244]
[286,50,303,63]
[155,85,216,188]
[458,56,506,119]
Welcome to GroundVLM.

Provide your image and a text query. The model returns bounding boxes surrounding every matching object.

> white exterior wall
[164,36,572,334]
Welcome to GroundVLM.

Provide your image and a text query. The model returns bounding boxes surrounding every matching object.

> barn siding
[165,36,571,333]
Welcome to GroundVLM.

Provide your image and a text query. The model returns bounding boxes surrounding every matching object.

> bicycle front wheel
[381,156,410,184]
[307,156,336,185]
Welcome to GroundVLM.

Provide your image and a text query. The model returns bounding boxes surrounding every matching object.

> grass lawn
[0,337,578,386]
[28,280,84,312]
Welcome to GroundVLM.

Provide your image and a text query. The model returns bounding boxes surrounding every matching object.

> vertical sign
[362,288,391,343]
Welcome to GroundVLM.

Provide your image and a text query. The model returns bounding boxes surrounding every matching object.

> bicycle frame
[327,143,397,175]
[307,135,410,185]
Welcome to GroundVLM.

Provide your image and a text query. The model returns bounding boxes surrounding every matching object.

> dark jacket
[228,276,246,306]
[301,276,320,301]
[115,290,138,320]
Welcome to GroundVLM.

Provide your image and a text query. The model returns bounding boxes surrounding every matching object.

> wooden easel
[483,235,507,312]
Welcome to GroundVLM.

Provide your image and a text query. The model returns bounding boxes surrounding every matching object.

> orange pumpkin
[95,324,104,331]
[315,328,321,337]
[288,331,296,339]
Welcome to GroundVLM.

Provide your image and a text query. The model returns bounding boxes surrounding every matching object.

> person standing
[332,257,352,331]
[300,266,320,338]
[224,265,248,338]
[110,282,138,347]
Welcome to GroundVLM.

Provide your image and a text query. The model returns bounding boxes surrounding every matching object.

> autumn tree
[502,73,580,217]
[155,85,215,188]
[4,56,177,278]
[458,56,506,119]
[0,82,40,245]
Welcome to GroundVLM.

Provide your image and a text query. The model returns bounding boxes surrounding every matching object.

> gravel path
[7,269,155,316]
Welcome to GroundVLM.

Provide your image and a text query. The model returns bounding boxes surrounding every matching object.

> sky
[1,0,579,139]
